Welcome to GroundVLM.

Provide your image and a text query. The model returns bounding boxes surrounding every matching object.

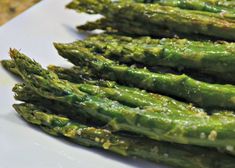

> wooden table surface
[0,0,41,25]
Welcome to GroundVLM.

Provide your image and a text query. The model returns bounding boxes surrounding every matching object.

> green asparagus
[0,58,220,85]
[138,0,235,7]
[3,59,226,118]
[47,54,235,85]
[67,0,235,40]
[78,17,185,39]
[10,49,235,153]
[2,59,95,83]
[48,64,217,91]
[13,79,207,120]
[12,83,99,125]
[14,103,235,168]
[1,59,22,78]
[64,34,235,84]
[77,18,214,41]
[135,0,235,19]
[4,59,206,116]
[54,43,235,110]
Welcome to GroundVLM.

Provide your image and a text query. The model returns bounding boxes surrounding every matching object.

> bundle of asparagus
[54,42,235,110]
[2,0,235,167]
[2,47,235,167]
[67,0,235,40]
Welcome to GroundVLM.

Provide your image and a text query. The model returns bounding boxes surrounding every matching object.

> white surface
[0,0,166,168]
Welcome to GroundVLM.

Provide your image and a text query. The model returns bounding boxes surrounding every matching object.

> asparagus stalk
[77,18,214,41]
[14,80,207,122]
[77,17,183,39]
[2,59,223,117]
[135,0,235,19]
[14,103,235,168]
[67,0,235,40]
[66,34,235,84]
[48,48,218,84]
[54,43,235,110]
[48,64,177,84]
[5,59,206,116]
[4,59,230,116]
[7,60,230,119]
[49,64,218,91]
[9,49,235,153]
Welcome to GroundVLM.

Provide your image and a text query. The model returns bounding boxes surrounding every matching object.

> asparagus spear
[54,43,235,110]
[5,58,231,117]
[65,34,235,84]
[5,60,228,118]
[53,64,179,79]
[135,0,235,19]
[48,64,218,91]
[67,0,235,40]
[2,59,223,117]
[14,103,235,168]
[77,18,214,41]
[46,51,235,84]
[78,17,183,39]
[14,80,207,122]
[10,49,235,153]
[5,59,206,116]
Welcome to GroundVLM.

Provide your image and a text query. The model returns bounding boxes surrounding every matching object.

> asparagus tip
[53,42,64,50]
[9,48,20,59]
[1,59,10,66]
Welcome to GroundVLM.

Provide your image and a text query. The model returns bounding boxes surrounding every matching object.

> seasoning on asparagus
[67,0,235,40]
[14,103,235,168]
[10,49,235,154]
[65,34,235,84]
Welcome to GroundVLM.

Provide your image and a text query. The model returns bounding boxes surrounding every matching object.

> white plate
[0,0,166,168]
